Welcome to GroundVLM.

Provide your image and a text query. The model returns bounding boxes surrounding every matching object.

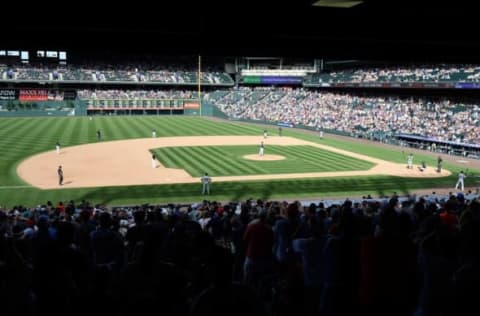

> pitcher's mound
[243,154,286,161]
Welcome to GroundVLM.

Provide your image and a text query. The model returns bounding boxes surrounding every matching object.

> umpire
[58,165,64,185]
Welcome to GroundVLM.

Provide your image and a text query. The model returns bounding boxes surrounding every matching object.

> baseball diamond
[0,116,473,206]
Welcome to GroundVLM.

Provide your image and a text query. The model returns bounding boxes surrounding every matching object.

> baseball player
[96,129,102,141]
[56,140,60,154]
[278,126,282,136]
[319,130,324,139]
[201,173,211,195]
[437,156,443,173]
[455,171,466,191]
[151,154,157,168]
[152,129,157,138]
[407,153,413,169]
[58,165,64,185]
[259,141,264,156]
[420,161,426,172]
[263,129,268,139]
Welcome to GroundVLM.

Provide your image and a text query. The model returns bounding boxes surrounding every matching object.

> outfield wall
[0,100,81,117]
[0,99,224,117]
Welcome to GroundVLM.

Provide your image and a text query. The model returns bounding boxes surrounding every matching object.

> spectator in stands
[292,217,326,316]
[7,68,14,79]
[243,210,274,287]
[89,212,125,272]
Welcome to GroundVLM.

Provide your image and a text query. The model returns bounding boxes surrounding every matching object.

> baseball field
[0,116,476,207]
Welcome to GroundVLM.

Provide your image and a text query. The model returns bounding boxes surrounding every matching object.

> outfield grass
[0,116,475,206]
[153,145,375,176]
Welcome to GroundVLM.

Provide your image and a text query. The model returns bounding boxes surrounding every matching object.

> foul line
[0,185,32,189]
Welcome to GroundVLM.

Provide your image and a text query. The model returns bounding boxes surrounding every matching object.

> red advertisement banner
[19,89,48,101]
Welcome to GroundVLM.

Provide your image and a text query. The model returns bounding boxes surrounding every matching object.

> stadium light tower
[198,55,202,116]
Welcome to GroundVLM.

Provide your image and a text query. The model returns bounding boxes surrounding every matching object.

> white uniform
[152,130,157,138]
[201,174,211,194]
[56,143,60,154]
[259,142,264,156]
[319,131,323,139]
[151,154,157,168]
[455,172,466,191]
[407,154,413,169]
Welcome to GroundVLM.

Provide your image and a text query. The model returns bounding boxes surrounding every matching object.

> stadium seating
[304,64,480,85]
[205,87,480,145]
[1,191,478,316]
[0,63,234,85]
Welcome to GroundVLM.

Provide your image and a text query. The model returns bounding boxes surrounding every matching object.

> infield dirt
[17,136,451,189]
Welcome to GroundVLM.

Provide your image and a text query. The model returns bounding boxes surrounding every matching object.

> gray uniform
[201,173,211,194]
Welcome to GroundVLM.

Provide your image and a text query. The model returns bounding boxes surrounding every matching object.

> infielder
[259,141,264,156]
[151,154,157,168]
[58,165,64,186]
[152,129,157,138]
[201,173,211,195]
[455,171,466,191]
[407,153,413,169]
[56,141,60,154]
[437,156,443,173]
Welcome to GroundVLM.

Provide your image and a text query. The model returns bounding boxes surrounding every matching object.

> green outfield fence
[0,99,230,118]
[0,100,86,117]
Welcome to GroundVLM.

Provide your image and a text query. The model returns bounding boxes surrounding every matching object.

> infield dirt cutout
[17,136,451,189]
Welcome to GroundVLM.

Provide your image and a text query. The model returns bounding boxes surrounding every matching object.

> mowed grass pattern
[153,145,374,176]
[0,116,472,206]
[0,116,264,186]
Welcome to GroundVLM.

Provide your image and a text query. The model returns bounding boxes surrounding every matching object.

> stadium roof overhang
[1,0,478,62]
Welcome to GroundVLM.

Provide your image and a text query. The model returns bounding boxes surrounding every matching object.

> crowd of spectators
[1,190,480,316]
[6,62,480,85]
[0,62,233,85]
[77,89,198,100]
[209,87,480,145]
[307,64,480,84]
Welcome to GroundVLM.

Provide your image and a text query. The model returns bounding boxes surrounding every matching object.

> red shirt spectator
[244,218,273,260]
[439,210,457,231]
